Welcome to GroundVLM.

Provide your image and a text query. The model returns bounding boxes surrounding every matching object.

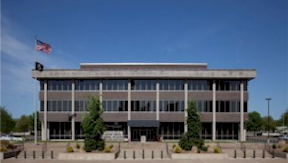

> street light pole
[266,98,272,144]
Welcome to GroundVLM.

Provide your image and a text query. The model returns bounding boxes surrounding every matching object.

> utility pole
[266,98,271,144]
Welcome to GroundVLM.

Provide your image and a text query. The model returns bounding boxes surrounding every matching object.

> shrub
[76,143,80,149]
[6,143,16,150]
[278,140,286,148]
[84,138,97,152]
[202,146,208,152]
[173,144,176,149]
[109,144,113,149]
[97,140,105,151]
[0,146,7,152]
[272,144,277,149]
[283,147,288,153]
[214,147,221,153]
[104,147,111,153]
[66,146,73,153]
[0,140,9,147]
[175,146,182,153]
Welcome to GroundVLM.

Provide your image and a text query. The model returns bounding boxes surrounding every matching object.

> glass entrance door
[131,127,157,141]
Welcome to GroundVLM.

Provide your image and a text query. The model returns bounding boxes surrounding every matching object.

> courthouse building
[31,63,256,141]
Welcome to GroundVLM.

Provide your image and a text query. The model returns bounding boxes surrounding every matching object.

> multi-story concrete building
[32,63,256,141]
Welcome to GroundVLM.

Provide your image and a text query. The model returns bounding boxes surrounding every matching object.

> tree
[0,106,15,134]
[246,111,263,135]
[29,112,41,132]
[179,100,204,150]
[15,115,30,132]
[263,116,276,132]
[81,95,106,152]
[276,108,288,126]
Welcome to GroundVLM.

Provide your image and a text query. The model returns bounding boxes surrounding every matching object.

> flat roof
[80,63,208,66]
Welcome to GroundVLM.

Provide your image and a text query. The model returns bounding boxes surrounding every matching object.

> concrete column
[43,81,47,141]
[184,81,188,133]
[156,82,159,120]
[41,121,45,141]
[99,80,103,103]
[72,81,75,141]
[240,82,244,141]
[212,81,216,141]
[128,79,131,141]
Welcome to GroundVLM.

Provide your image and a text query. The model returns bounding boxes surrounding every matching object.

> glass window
[57,101,62,112]
[103,80,128,90]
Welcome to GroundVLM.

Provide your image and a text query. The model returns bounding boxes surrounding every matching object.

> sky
[1,0,287,120]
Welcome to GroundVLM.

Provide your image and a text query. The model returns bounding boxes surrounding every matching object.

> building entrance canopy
[127,120,159,127]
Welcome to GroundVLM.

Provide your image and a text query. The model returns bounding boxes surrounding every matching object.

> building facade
[32,63,256,141]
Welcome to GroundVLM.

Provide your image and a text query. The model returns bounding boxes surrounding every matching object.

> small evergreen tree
[179,100,204,150]
[81,95,106,152]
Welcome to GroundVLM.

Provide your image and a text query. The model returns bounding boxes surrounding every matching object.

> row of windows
[41,80,248,91]
[40,100,247,112]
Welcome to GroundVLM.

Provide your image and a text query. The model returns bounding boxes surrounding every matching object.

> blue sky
[1,0,287,119]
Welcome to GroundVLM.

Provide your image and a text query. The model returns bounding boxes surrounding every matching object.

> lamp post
[266,98,272,144]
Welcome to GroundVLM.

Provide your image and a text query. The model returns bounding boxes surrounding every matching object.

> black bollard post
[263,150,265,158]
[152,150,154,159]
[244,150,246,158]
[133,150,135,159]
[253,150,255,158]
[161,150,163,159]
[234,150,237,158]
[24,151,26,159]
[51,151,53,159]
[124,150,126,159]
[42,151,44,159]
[142,149,144,159]
[33,151,35,159]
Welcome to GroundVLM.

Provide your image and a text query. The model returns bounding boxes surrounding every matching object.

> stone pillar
[212,80,216,141]
[43,81,47,141]
[71,81,75,141]
[240,82,244,141]
[99,80,103,103]
[184,81,188,133]
[128,79,131,141]
[156,81,159,120]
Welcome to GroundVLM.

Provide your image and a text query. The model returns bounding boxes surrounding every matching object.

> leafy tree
[29,112,41,131]
[179,100,204,150]
[81,95,106,152]
[15,115,30,132]
[0,106,15,134]
[276,108,288,126]
[263,116,276,132]
[246,111,263,135]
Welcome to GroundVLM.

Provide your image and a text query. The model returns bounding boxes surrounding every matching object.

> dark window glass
[40,101,44,111]
[57,101,62,112]
[103,80,128,90]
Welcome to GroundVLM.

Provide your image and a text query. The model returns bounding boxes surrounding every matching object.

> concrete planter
[58,151,117,160]
[0,150,21,160]
[170,153,228,160]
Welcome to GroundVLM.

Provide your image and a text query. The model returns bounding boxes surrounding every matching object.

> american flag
[36,39,51,54]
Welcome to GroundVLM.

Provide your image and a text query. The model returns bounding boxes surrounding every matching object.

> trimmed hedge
[175,146,182,153]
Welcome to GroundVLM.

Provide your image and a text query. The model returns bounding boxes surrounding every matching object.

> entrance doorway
[131,127,157,141]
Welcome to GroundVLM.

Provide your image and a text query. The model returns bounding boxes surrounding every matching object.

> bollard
[24,151,26,159]
[253,150,256,158]
[124,151,126,159]
[244,150,246,158]
[33,151,35,159]
[133,150,135,159]
[273,150,275,158]
[152,150,154,159]
[161,150,163,159]
[263,150,265,158]
[142,149,144,159]
[51,151,53,159]
[42,151,44,159]
[234,150,237,158]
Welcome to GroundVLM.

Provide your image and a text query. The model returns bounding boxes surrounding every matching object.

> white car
[124,136,129,142]
[0,135,24,141]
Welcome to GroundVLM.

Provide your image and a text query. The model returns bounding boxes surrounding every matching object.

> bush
[214,147,221,153]
[0,140,9,146]
[66,146,73,153]
[0,146,7,152]
[175,146,182,153]
[104,147,111,153]
[76,143,80,149]
[109,144,113,149]
[97,140,105,151]
[179,133,204,151]
[272,144,277,149]
[84,138,97,152]
[283,147,288,153]
[201,146,208,152]
[173,144,176,149]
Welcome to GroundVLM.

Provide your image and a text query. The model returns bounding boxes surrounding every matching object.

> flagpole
[34,35,38,144]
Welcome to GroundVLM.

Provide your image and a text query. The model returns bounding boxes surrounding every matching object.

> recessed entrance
[131,127,157,141]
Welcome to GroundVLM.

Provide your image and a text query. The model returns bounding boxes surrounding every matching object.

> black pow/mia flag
[35,62,44,71]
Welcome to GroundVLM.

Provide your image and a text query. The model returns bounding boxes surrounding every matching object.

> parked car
[0,135,24,141]
[278,135,288,141]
